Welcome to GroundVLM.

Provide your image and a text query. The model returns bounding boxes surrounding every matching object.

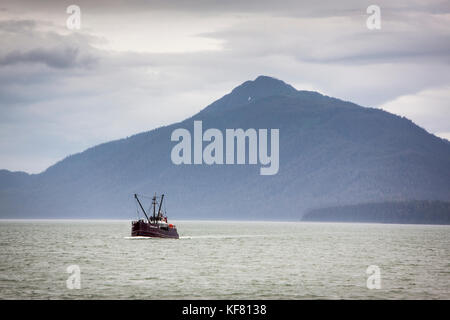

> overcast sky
[1,0,449,173]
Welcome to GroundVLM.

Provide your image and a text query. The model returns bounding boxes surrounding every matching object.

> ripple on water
[0,220,449,299]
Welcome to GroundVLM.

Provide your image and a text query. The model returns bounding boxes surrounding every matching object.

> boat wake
[124,235,266,240]
[123,236,154,240]
[179,234,265,240]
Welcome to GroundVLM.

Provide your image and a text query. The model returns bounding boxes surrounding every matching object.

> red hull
[131,220,179,239]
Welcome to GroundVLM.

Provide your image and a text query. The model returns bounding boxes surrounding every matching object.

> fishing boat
[131,193,179,239]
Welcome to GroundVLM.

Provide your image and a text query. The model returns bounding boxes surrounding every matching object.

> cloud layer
[1,0,449,172]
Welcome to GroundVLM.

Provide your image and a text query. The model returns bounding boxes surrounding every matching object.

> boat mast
[134,194,150,222]
[152,194,157,221]
[157,194,164,218]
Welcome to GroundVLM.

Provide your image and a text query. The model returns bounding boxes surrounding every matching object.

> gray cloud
[198,10,450,66]
[0,46,97,68]
[0,19,36,32]
[4,0,450,17]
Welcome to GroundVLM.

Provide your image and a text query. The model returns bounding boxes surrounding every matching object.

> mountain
[1,75,450,220]
[302,201,450,224]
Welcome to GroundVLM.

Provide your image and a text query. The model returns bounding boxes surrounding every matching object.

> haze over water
[0,220,448,299]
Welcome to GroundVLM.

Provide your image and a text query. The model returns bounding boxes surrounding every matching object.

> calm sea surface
[0,220,448,299]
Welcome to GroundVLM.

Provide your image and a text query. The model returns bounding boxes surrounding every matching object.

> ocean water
[0,220,448,299]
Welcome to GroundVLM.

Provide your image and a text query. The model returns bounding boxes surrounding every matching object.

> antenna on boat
[134,194,150,222]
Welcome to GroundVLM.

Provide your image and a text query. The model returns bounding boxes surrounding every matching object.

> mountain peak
[201,76,298,114]
[231,75,297,100]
